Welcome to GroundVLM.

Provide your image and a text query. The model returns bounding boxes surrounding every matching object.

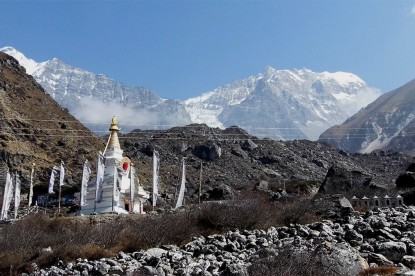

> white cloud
[72,97,188,134]
[411,4,415,16]
[339,87,382,116]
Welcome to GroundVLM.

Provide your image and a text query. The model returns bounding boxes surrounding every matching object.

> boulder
[255,180,269,190]
[403,255,415,269]
[141,144,155,156]
[375,241,407,262]
[241,139,258,151]
[319,166,372,194]
[262,168,280,178]
[203,184,234,200]
[396,172,415,189]
[315,242,369,275]
[193,144,222,161]
[312,195,354,219]
[173,142,188,153]
[231,147,249,159]
[312,159,327,168]
[368,252,394,266]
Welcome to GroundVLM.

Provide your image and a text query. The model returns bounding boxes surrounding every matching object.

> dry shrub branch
[0,191,321,274]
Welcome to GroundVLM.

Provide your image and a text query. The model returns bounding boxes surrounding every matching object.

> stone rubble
[27,206,415,275]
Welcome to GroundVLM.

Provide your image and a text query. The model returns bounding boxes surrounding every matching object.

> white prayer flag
[14,174,21,219]
[130,166,135,210]
[1,171,11,220]
[95,153,105,202]
[175,158,186,209]
[152,150,160,207]
[59,161,65,186]
[48,167,58,194]
[28,164,35,208]
[3,173,14,220]
[80,160,91,206]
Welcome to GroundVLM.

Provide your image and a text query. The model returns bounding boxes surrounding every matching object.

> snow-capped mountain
[184,66,381,140]
[0,47,191,133]
[1,47,381,140]
[319,79,415,155]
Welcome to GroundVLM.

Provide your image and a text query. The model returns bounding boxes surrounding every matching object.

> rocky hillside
[319,79,415,156]
[0,52,105,194]
[120,124,414,205]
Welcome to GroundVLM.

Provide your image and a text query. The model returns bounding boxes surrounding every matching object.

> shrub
[358,266,399,276]
[0,190,324,274]
[54,243,113,261]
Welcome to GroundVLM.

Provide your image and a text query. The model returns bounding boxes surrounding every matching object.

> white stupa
[80,116,149,215]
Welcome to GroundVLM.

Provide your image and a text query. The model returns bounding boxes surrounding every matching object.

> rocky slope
[0,52,105,195]
[30,205,415,275]
[319,79,415,156]
[0,49,409,209]
[120,124,414,206]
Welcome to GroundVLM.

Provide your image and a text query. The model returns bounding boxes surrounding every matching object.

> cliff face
[319,79,415,156]
[0,52,105,193]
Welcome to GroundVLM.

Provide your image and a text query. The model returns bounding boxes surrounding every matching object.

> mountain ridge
[1,46,381,141]
[319,78,415,155]
[184,66,380,140]
[0,47,192,133]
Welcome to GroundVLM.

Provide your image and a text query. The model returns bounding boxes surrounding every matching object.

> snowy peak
[184,66,380,140]
[0,46,192,133]
[259,66,365,88]
[0,46,41,75]
[319,71,366,88]
[1,47,382,142]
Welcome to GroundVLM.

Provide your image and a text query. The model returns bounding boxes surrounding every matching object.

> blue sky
[2,0,415,100]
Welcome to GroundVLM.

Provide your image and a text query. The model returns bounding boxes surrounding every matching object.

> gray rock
[255,180,269,190]
[375,241,407,262]
[319,166,372,194]
[262,168,281,178]
[146,248,167,258]
[117,251,132,261]
[231,146,249,159]
[316,242,369,275]
[193,144,222,161]
[344,229,364,245]
[94,262,110,275]
[368,252,394,266]
[241,139,257,151]
[403,255,415,269]
[220,261,249,276]
[377,229,397,240]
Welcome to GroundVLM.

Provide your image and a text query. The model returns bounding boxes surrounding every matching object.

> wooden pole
[199,162,203,204]
[58,182,61,214]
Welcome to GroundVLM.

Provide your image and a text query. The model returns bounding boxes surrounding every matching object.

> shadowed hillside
[0,52,105,195]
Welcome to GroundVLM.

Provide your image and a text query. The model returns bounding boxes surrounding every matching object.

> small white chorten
[80,116,149,215]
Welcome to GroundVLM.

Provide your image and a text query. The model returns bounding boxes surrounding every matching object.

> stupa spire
[108,116,121,151]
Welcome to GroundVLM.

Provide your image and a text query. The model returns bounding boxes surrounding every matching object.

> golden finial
[109,116,119,132]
